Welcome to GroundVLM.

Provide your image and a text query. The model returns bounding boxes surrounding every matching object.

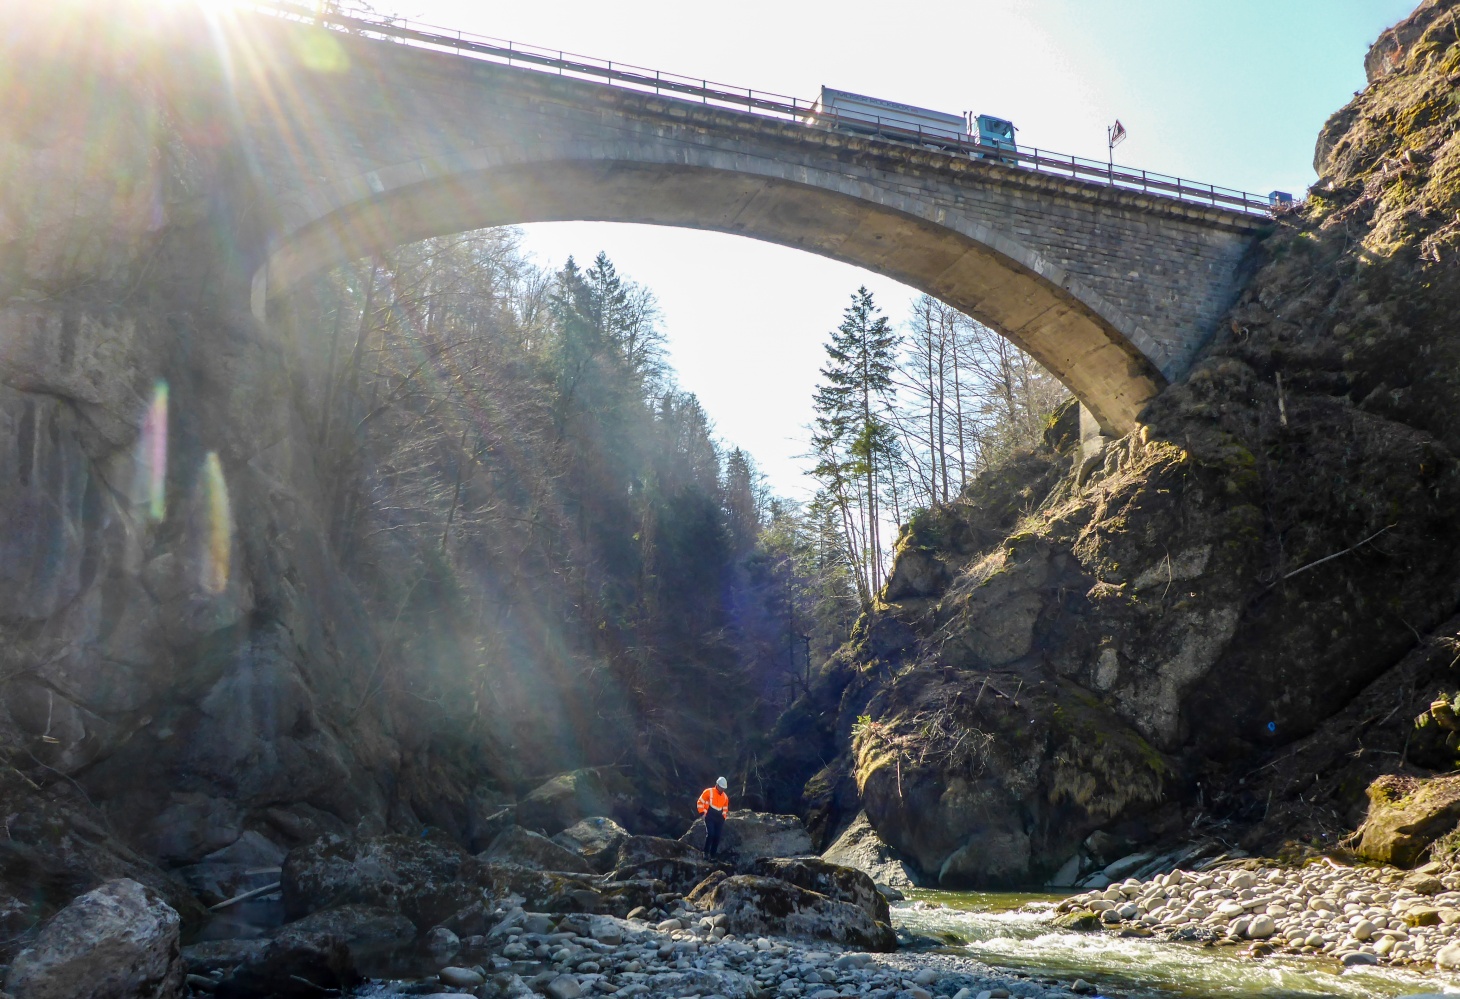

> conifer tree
[809,287,900,605]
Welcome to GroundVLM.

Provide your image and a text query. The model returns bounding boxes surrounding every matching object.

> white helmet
[716,776,728,790]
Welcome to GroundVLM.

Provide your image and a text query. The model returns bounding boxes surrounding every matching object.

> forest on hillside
[278,228,1065,800]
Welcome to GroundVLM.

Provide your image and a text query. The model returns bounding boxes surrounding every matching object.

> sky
[344,0,1413,498]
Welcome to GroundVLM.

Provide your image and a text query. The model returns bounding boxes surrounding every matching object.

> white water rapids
[894,890,1460,998]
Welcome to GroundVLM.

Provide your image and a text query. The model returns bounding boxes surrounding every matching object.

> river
[895,890,1458,998]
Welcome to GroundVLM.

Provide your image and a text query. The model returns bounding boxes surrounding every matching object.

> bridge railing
[244,0,1277,217]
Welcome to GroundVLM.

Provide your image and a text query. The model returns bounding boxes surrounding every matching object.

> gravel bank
[1055,859,1460,972]
[325,900,1117,999]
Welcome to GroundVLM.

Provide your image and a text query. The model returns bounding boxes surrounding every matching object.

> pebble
[365,885,1193,999]
[1053,859,1460,969]
[439,966,485,987]
[545,974,583,999]
[426,925,461,958]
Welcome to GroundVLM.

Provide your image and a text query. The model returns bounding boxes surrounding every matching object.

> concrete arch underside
[257,152,1169,433]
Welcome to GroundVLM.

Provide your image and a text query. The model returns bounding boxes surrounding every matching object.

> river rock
[517,769,632,836]
[276,903,416,948]
[1052,855,1460,970]
[552,816,630,873]
[544,973,582,999]
[475,863,603,912]
[616,834,705,867]
[608,856,721,894]
[1052,909,1100,930]
[821,810,919,888]
[1356,775,1460,867]
[212,928,356,999]
[147,794,243,867]
[743,856,890,923]
[281,834,484,929]
[699,874,896,951]
[679,811,813,859]
[440,966,485,988]
[4,879,184,999]
[483,826,595,874]
[425,925,460,956]
[201,830,288,868]
[181,939,268,978]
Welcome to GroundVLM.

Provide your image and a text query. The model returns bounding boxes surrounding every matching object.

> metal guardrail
[245,0,1276,217]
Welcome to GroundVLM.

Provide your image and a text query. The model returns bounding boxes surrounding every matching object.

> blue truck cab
[971,114,1017,162]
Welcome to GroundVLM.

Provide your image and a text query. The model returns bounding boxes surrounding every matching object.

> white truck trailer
[808,87,968,146]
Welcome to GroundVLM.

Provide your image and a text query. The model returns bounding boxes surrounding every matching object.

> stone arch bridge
[225,5,1269,433]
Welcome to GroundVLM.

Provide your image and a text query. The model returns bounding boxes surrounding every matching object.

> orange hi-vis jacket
[697,786,729,816]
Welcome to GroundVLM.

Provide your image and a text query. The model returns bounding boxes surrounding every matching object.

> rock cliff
[0,0,727,952]
[760,0,1460,886]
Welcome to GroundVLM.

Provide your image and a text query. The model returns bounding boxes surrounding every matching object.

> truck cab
[971,114,1017,162]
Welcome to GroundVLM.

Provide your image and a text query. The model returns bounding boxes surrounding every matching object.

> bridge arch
[228,10,1264,434]
[255,144,1168,433]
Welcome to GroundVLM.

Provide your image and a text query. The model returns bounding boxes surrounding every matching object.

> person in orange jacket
[696,777,730,859]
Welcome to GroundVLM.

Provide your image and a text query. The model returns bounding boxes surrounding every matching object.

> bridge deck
[245,0,1275,218]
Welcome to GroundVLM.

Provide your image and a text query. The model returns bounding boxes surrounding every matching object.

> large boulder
[616,835,704,867]
[277,904,417,949]
[552,817,629,873]
[181,938,268,979]
[822,810,919,888]
[607,857,722,895]
[281,835,485,929]
[855,677,1170,887]
[744,857,890,924]
[678,811,812,860]
[4,878,184,999]
[698,875,896,951]
[483,827,594,874]
[517,769,633,836]
[1356,775,1460,868]
[475,863,603,913]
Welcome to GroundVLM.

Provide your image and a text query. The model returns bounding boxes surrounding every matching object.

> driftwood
[208,881,282,911]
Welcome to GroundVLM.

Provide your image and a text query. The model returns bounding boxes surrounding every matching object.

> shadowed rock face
[760,0,1460,888]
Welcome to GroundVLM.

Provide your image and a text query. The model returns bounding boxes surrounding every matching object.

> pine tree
[809,287,900,605]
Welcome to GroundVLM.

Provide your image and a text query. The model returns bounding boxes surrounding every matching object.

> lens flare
[135,380,169,521]
[200,451,232,595]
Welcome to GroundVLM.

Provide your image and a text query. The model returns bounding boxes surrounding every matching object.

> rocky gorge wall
[0,0,530,941]
[758,0,1460,888]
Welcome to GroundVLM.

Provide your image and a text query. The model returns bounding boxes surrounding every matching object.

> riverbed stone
[821,810,919,888]
[699,875,896,950]
[440,966,486,988]
[4,879,183,999]
[484,826,595,874]
[680,811,813,860]
[1356,775,1460,868]
[552,817,630,873]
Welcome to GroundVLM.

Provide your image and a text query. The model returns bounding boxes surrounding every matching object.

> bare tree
[890,295,1068,509]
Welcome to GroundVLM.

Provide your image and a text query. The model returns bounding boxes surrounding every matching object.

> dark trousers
[704,808,725,858]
